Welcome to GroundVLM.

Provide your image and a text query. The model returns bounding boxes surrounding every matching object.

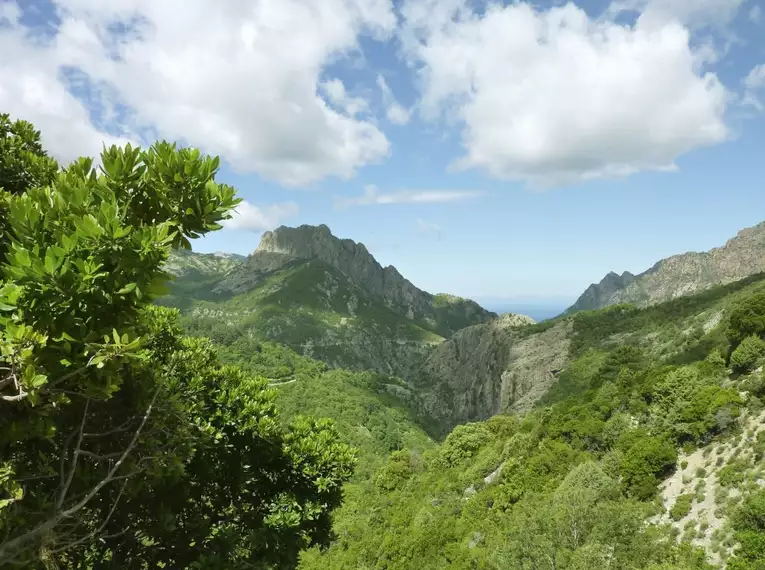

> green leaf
[30,374,47,388]
[117,283,137,295]
[13,248,31,267]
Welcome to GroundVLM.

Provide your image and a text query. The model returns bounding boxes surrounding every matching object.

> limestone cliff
[567,221,765,313]
[414,315,572,430]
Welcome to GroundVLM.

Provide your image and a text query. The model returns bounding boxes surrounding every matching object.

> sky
[2,0,765,306]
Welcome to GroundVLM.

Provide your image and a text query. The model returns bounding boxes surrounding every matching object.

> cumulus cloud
[399,0,731,186]
[377,75,411,125]
[1,0,395,186]
[0,8,136,165]
[751,5,763,24]
[223,201,299,232]
[335,184,483,208]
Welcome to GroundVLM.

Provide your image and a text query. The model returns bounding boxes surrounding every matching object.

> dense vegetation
[290,277,765,569]
[0,114,355,568]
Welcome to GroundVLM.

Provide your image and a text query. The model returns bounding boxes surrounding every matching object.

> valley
[161,221,765,570]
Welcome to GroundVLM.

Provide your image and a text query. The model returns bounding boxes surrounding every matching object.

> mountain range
[161,219,765,568]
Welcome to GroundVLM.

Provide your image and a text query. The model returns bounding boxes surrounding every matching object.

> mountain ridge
[567,221,765,313]
[212,223,497,336]
[162,224,499,378]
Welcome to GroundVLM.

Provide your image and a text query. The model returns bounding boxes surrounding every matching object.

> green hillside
[166,257,444,378]
[293,273,765,570]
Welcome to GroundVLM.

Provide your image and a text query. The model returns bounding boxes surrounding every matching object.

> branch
[50,478,129,555]
[57,399,89,510]
[0,372,26,402]
[83,417,135,438]
[76,450,124,461]
[60,387,159,518]
[0,387,161,563]
[0,391,28,403]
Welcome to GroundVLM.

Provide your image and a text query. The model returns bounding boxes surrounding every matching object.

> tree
[727,292,765,348]
[0,114,355,568]
[730,334,765,374]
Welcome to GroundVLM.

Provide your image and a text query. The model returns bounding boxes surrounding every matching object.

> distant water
[481,303,569,323]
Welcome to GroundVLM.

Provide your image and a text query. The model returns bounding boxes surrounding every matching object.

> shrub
[375,450,415,492]
[439,423,492,467]
[618,432,678,500]
[670,494,694,521]
[730,335,765,374]
[728,293,765,347]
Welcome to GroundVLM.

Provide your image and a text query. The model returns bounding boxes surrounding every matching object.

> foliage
[730,334,765,373]
[438,423,493,467]
[670,493,694,521]
[728,489,765,569]
[727,291,765,348]
[617,431,678,500]
[0,115,355,569]
[0,113,58,196]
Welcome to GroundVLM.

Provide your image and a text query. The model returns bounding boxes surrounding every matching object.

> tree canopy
[0,113,355,568]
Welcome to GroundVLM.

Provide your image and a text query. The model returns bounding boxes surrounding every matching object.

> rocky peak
[567,220,765,313]
[235,224,495,335]
[254,224,420,311]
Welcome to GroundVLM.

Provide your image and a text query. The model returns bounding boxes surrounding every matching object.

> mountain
[161,224,496,378]
[567,221,765,313]
[299,272,765,570]
[158,223,765,570]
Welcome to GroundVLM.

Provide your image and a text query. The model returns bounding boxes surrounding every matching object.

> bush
[730,335,765,373]
[670,494,694,521]
[729,489,765,566]
[728,293,765,347]
[438,423,492,467]
[618,432,678,500]
[375,450,415,492]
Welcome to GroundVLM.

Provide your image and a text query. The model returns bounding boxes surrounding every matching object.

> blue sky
[2,0,765,305]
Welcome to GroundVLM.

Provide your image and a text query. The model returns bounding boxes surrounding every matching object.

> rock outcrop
[567,221,765,313]
[218,224,496,335]
[415,315,572,430]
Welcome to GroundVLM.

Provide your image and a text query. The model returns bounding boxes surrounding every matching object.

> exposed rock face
[219,224,495,335]
[568,221,765,313]
[164,249,243,279]
[415,315,572,430]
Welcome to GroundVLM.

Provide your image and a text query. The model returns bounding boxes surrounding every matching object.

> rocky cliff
[414,314,572,430]
[567,221,765,313]
[218,224,496,335]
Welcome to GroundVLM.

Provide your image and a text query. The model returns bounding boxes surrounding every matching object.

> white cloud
[1,0,395,186]
[321,79,370,117]
[400,0,730,186]
[377,74,411,125]
[743,63,765,111]
[745,64,765,90]
[751,5,763,23]
[609,0,745,31]
[223,200,299,232]
[0,16,136,165]
[415,218,441,238]
[335,184,483,208]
